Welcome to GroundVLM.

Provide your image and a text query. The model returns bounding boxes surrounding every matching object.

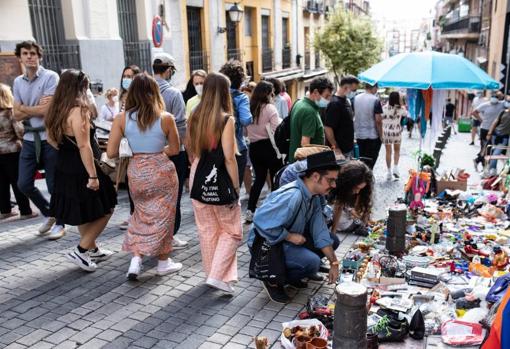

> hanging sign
[152,16,164,48]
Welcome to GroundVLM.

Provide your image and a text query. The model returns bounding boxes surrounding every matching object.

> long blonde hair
[0,83,14,110]
[187,72,233,156]
[124,73,165,131]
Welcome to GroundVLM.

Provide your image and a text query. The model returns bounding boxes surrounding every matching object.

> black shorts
[472,119,481,127]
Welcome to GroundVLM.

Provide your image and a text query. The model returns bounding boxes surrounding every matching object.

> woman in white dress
[382,91,407,181]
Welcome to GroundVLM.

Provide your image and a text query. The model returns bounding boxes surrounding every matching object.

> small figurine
[255,336,269,349]
[410,185,426,210]
[493,246,509,271]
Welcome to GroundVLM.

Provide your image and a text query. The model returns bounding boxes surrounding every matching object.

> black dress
[50,130,117,225]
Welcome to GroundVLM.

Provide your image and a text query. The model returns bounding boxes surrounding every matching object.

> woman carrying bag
[187,72,242,294]
[244,81,283,223]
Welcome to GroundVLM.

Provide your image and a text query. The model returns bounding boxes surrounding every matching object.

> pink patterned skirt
[122,153,178,256]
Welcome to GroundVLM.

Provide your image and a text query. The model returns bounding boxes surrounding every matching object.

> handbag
[119,137,133,158]
[248,187,303,285]
[190,117,239,205]
[65,133,114,176]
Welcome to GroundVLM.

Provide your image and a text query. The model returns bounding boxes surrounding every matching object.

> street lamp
[218,3,244,33]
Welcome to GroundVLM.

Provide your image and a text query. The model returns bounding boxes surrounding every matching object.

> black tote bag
[190,123,239,205]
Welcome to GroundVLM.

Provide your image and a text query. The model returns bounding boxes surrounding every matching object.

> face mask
[194,85,203,96]
[491,97,498,104]
[315,97,330,108]
[505,101,510,108]
[112,96,119,103]
[347,91,356,99]
[121,78,132,90]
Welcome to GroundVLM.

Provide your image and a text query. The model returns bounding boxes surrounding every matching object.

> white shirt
[99,103,119,122]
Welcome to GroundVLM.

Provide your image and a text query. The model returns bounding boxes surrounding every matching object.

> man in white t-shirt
[472,95,505,168]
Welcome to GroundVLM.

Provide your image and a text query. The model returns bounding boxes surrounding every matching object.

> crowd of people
[0,39,431,302]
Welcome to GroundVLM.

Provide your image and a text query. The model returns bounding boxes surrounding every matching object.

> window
[282,18,289,45]
[187,7,208,71]
[117,0,151,72]
[28,0,81,73]
[244,7,253,36]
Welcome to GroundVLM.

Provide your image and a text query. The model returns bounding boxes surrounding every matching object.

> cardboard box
[437,179,467,193]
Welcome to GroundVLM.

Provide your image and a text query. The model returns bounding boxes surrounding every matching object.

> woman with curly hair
[330,160,373,236]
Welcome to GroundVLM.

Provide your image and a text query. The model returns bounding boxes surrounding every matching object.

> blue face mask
[505,101,510,108]
[121,78,132,90]
[315,97,330,108]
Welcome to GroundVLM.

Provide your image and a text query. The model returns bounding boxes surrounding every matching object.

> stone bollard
[333,282,368,349]
[386,205,407,256]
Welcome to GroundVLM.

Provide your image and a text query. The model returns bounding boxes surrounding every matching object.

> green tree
[314,9,381,84]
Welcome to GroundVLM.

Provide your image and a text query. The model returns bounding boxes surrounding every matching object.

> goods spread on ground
[269,167,510,349]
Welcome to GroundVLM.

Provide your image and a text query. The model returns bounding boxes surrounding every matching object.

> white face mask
[194,84,203,96]
[505,101,510,108]
[491,97,499,104]
[112,96,119,103]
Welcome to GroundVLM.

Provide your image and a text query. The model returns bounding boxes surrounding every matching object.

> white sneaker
[156,258,182,275]
[205,277,235,294]
[172,236,188,250]
[38,217,56,235]
[386,172,393,181]
[48,225,65,240]
[244,210,254,223]
[393,167,400,179]
[119,220,129,230]
[127,256,143,280]
[66,247,97,272]
[89,247,115,262]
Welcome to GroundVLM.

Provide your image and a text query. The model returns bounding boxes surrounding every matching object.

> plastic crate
[457,118,472,133]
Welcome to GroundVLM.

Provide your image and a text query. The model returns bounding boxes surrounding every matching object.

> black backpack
[274,99,300,158]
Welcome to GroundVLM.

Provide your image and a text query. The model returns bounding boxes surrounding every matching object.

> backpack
[274,99,300,159]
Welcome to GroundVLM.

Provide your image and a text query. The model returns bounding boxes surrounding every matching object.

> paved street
[0,130,481,349]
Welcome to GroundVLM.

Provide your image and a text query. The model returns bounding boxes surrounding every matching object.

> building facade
[0,0,353,102]
[435,0,492,115]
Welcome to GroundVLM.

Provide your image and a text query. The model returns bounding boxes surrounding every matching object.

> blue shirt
[155,77,186,150]
[279,160,307,187]
[124,111,167,153]
[13,66,59,141]
[231,89,252,152]
[248,178,333,250]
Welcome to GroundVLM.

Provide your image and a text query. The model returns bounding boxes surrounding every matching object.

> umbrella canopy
[358,51,500,90]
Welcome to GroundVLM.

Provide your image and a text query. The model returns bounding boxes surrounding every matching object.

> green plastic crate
[457,118,472,133]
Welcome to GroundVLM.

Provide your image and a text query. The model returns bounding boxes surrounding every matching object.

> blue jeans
[490,135,509,170]
[170,150,187,235]
[284,233,340,282]
[17,140,63,225]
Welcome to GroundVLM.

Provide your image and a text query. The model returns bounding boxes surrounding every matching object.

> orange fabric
[123,153,178,256]
[422,88,433,121]
[190,160,242,283]
[482,288,510,349]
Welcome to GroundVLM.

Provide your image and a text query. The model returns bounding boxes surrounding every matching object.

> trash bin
[458,118,472,133]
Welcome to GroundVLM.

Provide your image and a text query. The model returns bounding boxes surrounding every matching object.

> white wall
[0,0,33,50]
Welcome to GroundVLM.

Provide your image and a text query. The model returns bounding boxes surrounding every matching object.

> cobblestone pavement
[0,130,481,349]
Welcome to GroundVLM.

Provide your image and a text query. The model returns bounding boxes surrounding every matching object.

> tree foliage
[314,9,381,84]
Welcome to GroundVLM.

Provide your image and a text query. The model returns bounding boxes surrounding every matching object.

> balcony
[262,48,274,72]
[189,50,209,72]
[227,48,243,61]
[441,15,481,39]
[314,51,320,69]
[282,46,291,69]
[304,50,311,70]
[304,0,324,14]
